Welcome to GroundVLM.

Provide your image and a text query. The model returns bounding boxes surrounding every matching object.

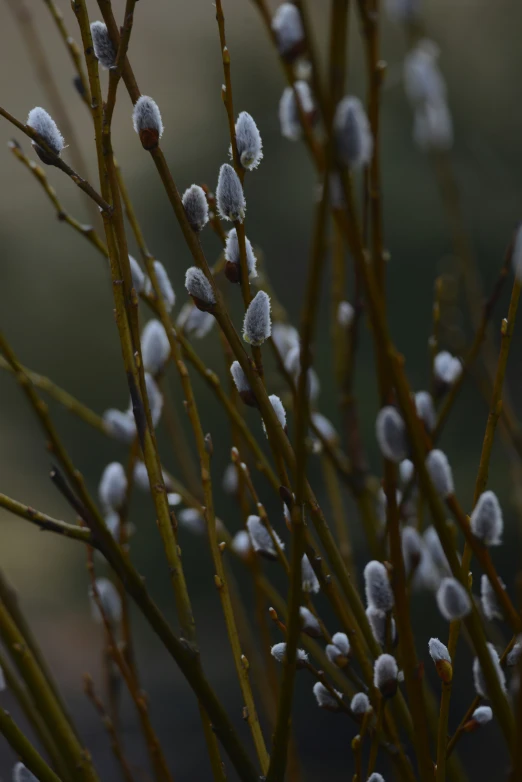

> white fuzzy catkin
[225,228,258,278]
[27,107,65,163]
[271,3,304,57]
[426,449,454,498]
[473,643,507,699]
[413,100,453,151]
[374,654,399,696]
[176,303,215,338]
[268,394,287,430]
[89,578,122,624]
[367,606,386,646]
[313,682,343,711]
[415,391,436,432]
[99,463,127,510]
[334,96,373,170]
[230,360,251,395]
[185,267,216,307]
[471,706,493,726]
[299,606,321,637]
[470,491,503,546]
[512,225,522,281]
[144,372,164,428]
[302,554,320,593]
[279,81,314,141]
[222,463,239,495]
[103,409,136,444]
[246,515,284,559]
[284,346,321,402]
[216,163,246,222]
[311,412,338,444]
[350,692,370,715]
[507,642,522,667]
[423,526,450,574]
[404,41,446,107]
[231,530,251,559]
[367,775,385,782]
[145,261,175,312]
[428,638,451,663]
[364,560,394,612]
[332,632,350,657]
[12,764,38,782]
[434,350,462,385]
[399,458,415,485]
[129,255,145,293]
[375,407,408,463]
[436,578,471,621]
[234,112,263,170]
[337,300,355,327]
[90,21,115,69]
[141,319,170,374]
[168,493,182,506]
[182,185,209,231]
[401,526,424,575]
[178,508,205,535]
[243,291,271,346]
[271,642,308,664]
[481,574,504,621]
[132,96,164,148]
[272,322,299,358]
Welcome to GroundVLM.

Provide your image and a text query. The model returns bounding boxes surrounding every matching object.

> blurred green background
[1,0,522,779]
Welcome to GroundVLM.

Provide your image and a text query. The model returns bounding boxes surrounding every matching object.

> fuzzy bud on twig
[89,578,122,624]
[141,319,170,375]
[299,606,322,637]
[27,107,65,165]
[103,409,136,444]
[366,606,396,647]
[302,554,320,593]
[177,303,215,339]
[507,642,522,667]
[470,491,503,546]
[436,577,471,621]
[185,267,216,311]
[246,515,284,560]
[132,96,163,150]
[182,185,209,231]
[337,301,355,328]
[415,391,436,432]
[364,561,394,612]
[480,574,505,621]
[216,164,246,222]
[99,462,127,511]
[230,361,257,407]
[375,406,408,463]
[428,638,452,683]
[326,632,350,666]
[272,322,299,358]
[144,261,176,312]
[243,291,271,346]
[350,692,371,716]
[473,643,506,699]
[311,412,339,445]
[404,40,446,107]
[90,21,116,69]
[279,81,315,141]
[234,112,263,170]
[178,508,205,535]
[129,255,145,293]
[426,449,454,498]
[374,654,399,698]
[13,764,37,782]
[334,96,373,170]
[401,526,424,575]
[231,530,251,559]
[368,775,385,782]
[224,228,258,283]
[271,642,308,667]
[312,682,343,712]
[464,706,493,732]
[434,350,462,386]
[271,3,305,60]
[144,373,164,428]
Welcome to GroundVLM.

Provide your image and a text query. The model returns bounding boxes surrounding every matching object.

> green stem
[0,707,62,782]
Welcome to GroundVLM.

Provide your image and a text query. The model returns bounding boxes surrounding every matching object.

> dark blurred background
[1,0,522,779]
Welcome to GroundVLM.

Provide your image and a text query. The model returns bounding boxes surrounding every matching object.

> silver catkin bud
[246,515,284,560]
[401,526,424,575]
[481,574,505,622]
[507,642,522,667]
[234,112,263,170]
[350,692,371,716]
[272,322,299,358]
[374,653,399,698]
[367,775,385,782]
[423,526,450,574]
[99,462,127,511]
[103,408,136,444]
[185,267,216,311]
[182,184,209,231]
[243,291,271,346]
[231,530,252,559]
[404,40,446,107]
[415,391,436,432]
[216,163,246,222]
[375,406,408,463]
[434,350,462,386]
[222,463,239,495]
[470,706,493,727]
[473,642,507,699]
[299,606,322,638]
[334,96,373,170]
[230,360,257,407]
[141,319,171,374]
[311,412,339,445]
[145,261,176,312]
[178,508,206,535]
[436,577,471,621]
[313,682,343,712]
[27,107,65,165]
[176,303,215,339]
[279,81,315,141]
[302,554,320,593]
[271,3,305,60]
[89,578,122,624]
[90,21,116,69]
[132,96,164,150]
[271,642,308,667]
[337,300,355,328]
[224,228,258,282]
[429,637,453,683]
[144,373,164,428]
[364,560,394,612]
[129,255,145,293]
[470,491,503,547]
[426,449,454,498]
[13,764,38,782]
[413,100,453,152]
